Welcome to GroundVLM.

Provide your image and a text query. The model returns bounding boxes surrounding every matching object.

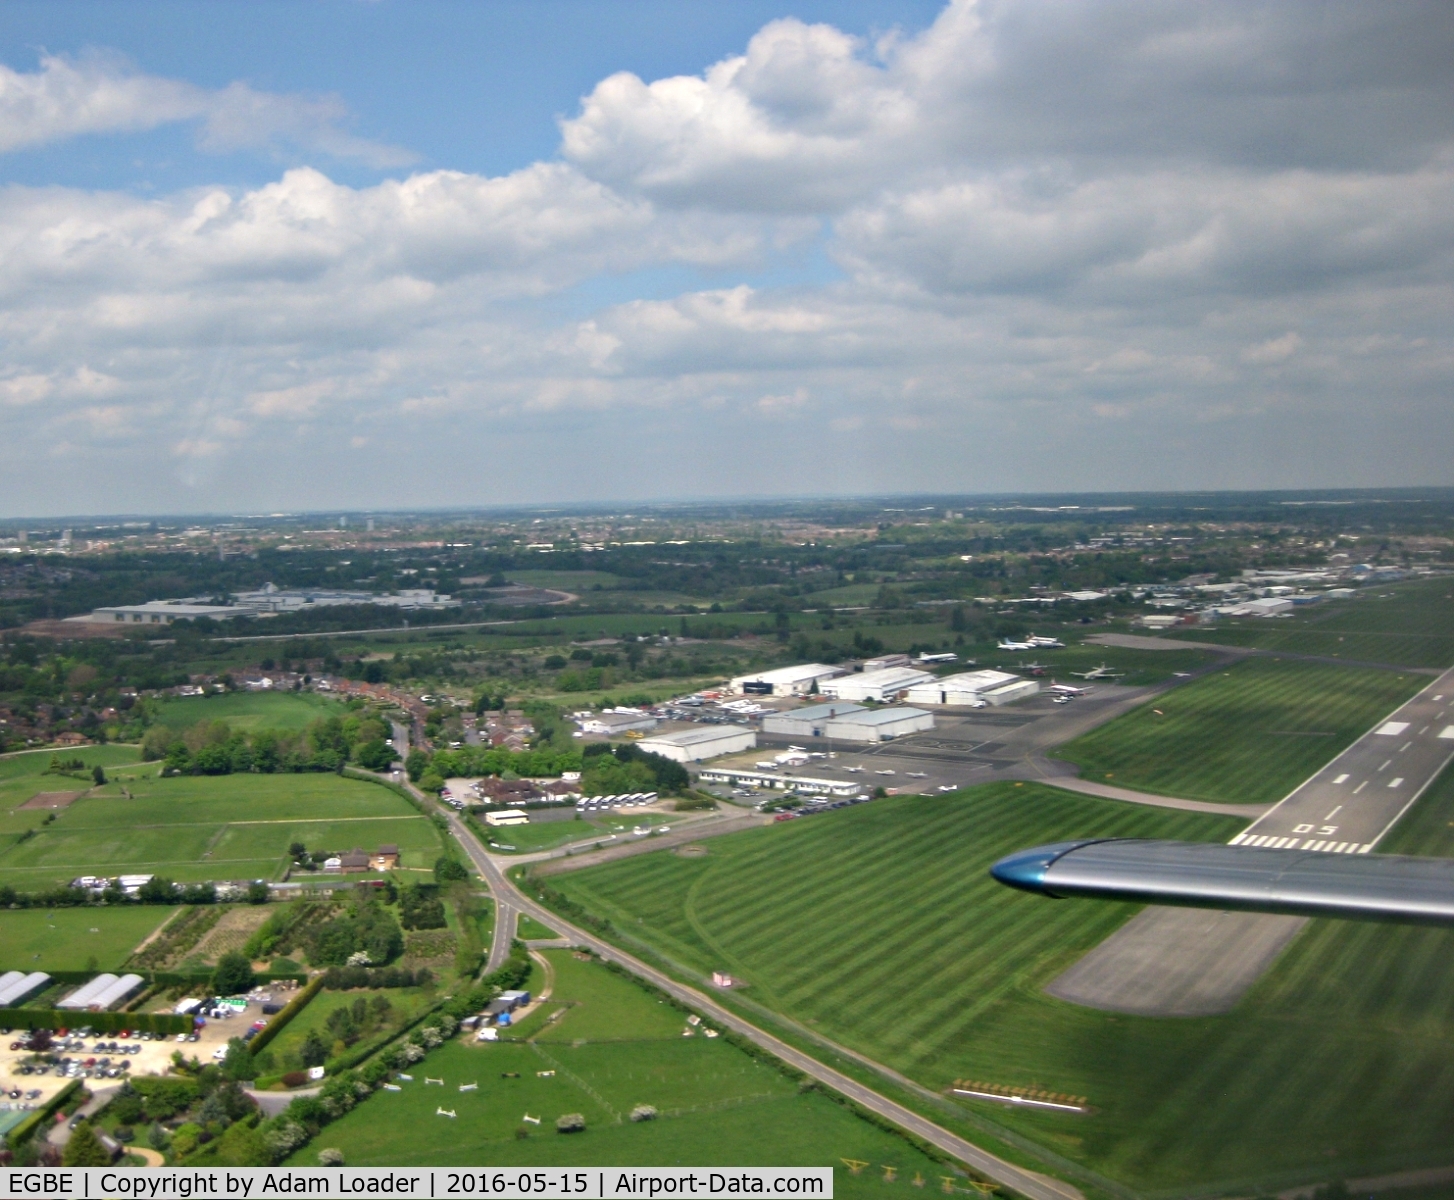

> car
[211,1046,230,1060]
[175,1033,188,1042]
[7,1089,20,1100]
[187,1033,199,1042]
[25,1089,40,1100]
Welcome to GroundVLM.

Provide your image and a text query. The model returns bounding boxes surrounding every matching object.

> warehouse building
[729,663,846,696]
[636,725,756,763]
[762,702,868,738]
[822,707,935,742]
[904,670,1020,706]
[820,666,934,703]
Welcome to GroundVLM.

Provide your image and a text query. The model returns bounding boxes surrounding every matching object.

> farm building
[57,973,143,1011]
[762,702,868,737]
[636,725,756,762]
[904,670,1020,706]
[728,663,847,696]
[822,707,935,742]
[576,711,658,736]
[820,666,934,703]
[0,971,50,1006]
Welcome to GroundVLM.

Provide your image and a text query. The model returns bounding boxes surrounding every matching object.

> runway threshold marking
[1439,727,1454,739]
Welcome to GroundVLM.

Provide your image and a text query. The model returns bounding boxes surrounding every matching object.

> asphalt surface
[1229,665,1454,854]
[426,802,1083,1200]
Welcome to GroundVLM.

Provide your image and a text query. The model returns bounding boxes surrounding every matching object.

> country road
[418,800,1084,1200]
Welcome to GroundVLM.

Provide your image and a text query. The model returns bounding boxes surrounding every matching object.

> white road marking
[1400,741,1413,752]
[1229,834,1246,845]
[1375,721,1410,736]
[1389,778,1404,788]
[1359,844,1373,853]
[1419,726,1430,735]
[1353,781,1368,794]
[1378,759,1393,771]
[1332,774,1349,784]
[1324,805,1343,819]
[1439,726,1454,740]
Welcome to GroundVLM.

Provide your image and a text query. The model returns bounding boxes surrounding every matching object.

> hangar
[820,666,934,703]
[904,669,1020,706]
[762,702,868,737]
[822,706,935,742]
[636,725,756,762]
[728,663,847,696]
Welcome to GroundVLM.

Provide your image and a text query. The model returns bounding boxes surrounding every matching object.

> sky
[1,0,1452,517]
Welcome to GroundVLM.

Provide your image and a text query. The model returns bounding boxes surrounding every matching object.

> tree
[355,739,395,771]
[221,1039,255,1081]
[300,1029,329,1068]
[245,881,270,905]
[138,876,177,904]
[91,764,106,786]
[62,1122,112,1167]
[434,856,468,884]
[213,950,255,996]
[404,750,429,782]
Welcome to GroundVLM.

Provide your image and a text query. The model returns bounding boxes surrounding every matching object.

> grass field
[152,690,349,731]
[0,745,143,836]
[0,771,442,889]
[0,904,177,972]
[1171,575,1454,668]
[515,914,559,941]
[263,985,437,1071]
[542,778,1454,1191]
[285,952,946,1191]
[1056,656,1426,803]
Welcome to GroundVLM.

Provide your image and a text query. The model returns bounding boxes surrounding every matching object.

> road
[433,805,1084,1200]
[1229,665,1454,853]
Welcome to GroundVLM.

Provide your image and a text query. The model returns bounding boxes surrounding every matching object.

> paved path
[1229,665,1454,854]
[1037,777,1270,818]
[433,807,1084,1200]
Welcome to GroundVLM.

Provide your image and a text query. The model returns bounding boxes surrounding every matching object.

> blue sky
[0,0,1451,516]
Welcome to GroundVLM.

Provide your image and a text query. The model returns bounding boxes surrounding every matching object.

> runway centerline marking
[1389,778,1404,788]
[1353,781,1368,794]
[1324,806,1342,820]
[1379,759,1393,771]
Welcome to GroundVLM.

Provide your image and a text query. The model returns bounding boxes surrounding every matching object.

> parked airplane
[1048,683,1092,695]
[1027,635,1065,648]
[1021,660,1049,676]
[917,652,959,663]
[998,639,1035,651]
[1071,663,1124,680]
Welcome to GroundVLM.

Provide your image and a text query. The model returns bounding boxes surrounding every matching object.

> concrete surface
[1046,907,1309,1016]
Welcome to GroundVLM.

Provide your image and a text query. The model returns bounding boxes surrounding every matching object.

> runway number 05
[1292,824,1338,836]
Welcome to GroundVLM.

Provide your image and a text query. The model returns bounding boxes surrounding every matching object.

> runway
[1228,665,1454,853]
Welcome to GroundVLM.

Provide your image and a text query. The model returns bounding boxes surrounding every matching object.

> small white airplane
[917,652,958,663]
[1071,663,1125,680]
[998,639,1035,651]
[875,769,896,776]
[1027,635,1065,648]
[906,771,928,778]
[1048,683,1091,695]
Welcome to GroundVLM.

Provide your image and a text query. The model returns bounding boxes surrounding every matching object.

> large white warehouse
[762,702,868,738]
[636,725,756,763]
[822,707,935,742]
[729,663,846,696]
[904,670,1021,706]
[820,666,934,703]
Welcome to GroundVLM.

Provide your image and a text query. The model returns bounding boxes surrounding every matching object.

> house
[339,848,370,873]
[370,845,400,870]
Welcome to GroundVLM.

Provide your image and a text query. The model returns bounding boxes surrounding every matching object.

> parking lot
[0,991,289,1116]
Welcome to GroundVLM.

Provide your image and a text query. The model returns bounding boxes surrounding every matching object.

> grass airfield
[543,776,1454,1191]
[288,950,945,1191]
[0,770,441,888]
[1056,656,1426,804]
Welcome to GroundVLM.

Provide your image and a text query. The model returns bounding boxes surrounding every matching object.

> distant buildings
[903,670,1036,707]
[78,581,457,626]
[820,666,934,703]
[729,663,846,696]
[576,711,658,736]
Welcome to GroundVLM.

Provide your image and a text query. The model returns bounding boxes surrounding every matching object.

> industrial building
[729,663,846,696]
[484,809,530,827]
[56,973,144,1011]
[762,702,868,738]
[576,710,658,736]
[636,725,756,762]
[0,970,50,1006]
[980,679,1040,705]
[80,582,457,625]
[904,670,1020,706]
[820,666,934,703]
[821,706,935,742]
[697,766,861,796]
